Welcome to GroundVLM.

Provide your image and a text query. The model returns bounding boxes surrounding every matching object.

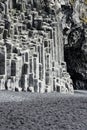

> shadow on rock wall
[64,26,87,90]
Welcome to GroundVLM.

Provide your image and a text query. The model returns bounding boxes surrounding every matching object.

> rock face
[1,0,87,91]
[63,0,87,90]
[0,0,74,93]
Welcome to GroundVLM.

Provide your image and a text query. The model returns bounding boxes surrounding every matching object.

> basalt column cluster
[0,0,73,93]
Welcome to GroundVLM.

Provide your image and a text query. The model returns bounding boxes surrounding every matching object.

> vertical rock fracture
[0,0,74,93]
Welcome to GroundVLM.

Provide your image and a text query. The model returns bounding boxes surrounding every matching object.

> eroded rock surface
[0,0,74,93]
[62,0,87,89]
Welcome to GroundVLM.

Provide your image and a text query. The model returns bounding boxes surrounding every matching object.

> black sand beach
[0,91,87,130]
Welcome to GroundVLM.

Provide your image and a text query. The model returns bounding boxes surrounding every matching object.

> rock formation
[63,0,87,90]
[0,0,74,93]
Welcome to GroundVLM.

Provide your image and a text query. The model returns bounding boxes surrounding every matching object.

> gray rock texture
[0,0,87,91]
[62,0,87,90]
[0,91,86,130]
[0,0,74,93]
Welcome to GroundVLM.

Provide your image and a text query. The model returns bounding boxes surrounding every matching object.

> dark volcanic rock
[64,25,87,90]
[62,1,87,90]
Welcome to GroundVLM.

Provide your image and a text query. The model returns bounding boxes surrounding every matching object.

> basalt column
[57,17,64,64]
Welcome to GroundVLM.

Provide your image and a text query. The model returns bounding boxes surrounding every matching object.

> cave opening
[64,27,86,90]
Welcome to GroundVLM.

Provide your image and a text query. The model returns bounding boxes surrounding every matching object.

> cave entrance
[64,46,85,90]
[64,25,85,90]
